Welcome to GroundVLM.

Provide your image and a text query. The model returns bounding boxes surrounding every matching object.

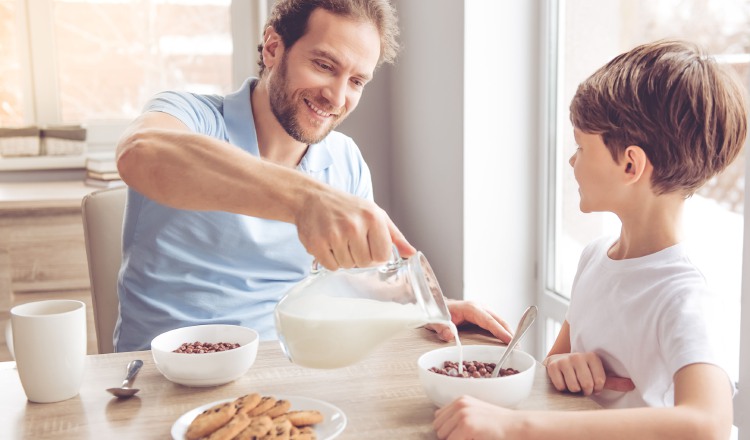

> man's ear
[622,145,649,184]
[262,27,284,70]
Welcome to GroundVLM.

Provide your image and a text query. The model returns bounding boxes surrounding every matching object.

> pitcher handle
[310,245,402,274]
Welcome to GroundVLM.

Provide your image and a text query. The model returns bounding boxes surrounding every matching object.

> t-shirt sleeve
[142,91,223,137]
[657,287,734,390]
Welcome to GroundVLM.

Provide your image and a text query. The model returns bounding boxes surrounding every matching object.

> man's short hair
[570,39,748,196]
[257,0,400,77]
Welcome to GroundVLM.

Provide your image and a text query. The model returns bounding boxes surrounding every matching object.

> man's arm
[116,112,414,269]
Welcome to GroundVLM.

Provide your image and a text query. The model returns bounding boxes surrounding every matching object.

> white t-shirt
[566,236,730,408]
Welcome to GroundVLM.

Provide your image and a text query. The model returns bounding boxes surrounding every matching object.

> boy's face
[569,129,626,213]
[266,8,380,145]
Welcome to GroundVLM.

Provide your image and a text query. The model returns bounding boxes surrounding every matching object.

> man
[115,0,512,352]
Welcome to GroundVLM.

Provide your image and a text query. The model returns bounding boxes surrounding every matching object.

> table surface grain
[0,328,600,439]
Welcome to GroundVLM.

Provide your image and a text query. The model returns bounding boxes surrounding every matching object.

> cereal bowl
[151,324,259,387]
[417,344,536,408]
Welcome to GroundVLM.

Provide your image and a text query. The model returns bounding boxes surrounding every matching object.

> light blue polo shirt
[114,78,374,352]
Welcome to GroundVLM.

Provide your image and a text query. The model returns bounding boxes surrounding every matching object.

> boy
[433,40,746,439]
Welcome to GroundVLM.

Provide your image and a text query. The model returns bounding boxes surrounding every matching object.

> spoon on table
[491,306,538,378]
[107,359,143,398]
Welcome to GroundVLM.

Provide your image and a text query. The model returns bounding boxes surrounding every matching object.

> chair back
[81,186,127,354]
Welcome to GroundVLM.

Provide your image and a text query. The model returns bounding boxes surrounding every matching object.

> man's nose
[569,154,576,167]
[321,77,347,110]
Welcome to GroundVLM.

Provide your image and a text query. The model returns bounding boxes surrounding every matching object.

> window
[541,0,749,437]
[0,0,261,157]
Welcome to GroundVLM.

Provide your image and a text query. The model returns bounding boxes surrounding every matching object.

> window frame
[538,0,749,435]
[8,0,264,160]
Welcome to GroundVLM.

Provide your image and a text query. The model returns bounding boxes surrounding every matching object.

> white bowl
[151,324,259,387]
[417,344,536,408]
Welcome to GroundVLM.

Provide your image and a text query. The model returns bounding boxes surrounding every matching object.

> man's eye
[316,61,333,71]
[352,78,364,88]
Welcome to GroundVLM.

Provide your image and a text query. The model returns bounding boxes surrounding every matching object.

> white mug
[11,300,86,403]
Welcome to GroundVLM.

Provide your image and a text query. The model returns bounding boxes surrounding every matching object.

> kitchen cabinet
[0,181,99,360]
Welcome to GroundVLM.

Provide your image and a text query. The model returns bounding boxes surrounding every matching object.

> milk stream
[276,294,463,370]
[446,321,464,374]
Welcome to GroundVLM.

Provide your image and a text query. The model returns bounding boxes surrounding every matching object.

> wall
[464,2,541,339]
[388,0,465,300]
[340,2,542,350]
[338,67,394,212]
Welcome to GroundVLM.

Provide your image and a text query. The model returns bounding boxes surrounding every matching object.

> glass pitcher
[274,249,451,369]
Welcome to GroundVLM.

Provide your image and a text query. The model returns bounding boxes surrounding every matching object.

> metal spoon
[106,359,143,398]
[491,306,538,378]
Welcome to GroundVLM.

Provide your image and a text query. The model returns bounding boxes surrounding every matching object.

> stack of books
[84,154,125,188]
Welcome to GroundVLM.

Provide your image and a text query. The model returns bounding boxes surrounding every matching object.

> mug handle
[310,245,403,274]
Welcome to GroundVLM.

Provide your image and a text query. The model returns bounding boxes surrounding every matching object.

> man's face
[267,8,381,144]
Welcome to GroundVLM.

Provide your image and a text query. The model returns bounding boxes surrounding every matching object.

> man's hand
[545,352,635,395]
[294,188,415,270]
[425,300,513,344]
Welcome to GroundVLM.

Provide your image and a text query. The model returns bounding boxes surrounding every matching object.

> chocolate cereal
[173,341,241,354]
[428,360,520,378]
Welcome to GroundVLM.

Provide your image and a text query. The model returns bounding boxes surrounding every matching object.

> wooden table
[0,329,600,439]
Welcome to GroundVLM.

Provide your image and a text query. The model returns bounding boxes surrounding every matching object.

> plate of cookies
[172,392,347,440]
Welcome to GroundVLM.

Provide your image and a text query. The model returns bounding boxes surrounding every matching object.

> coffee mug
[10,300,86,403]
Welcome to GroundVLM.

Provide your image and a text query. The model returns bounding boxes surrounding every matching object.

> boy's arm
[513,363,733,440]
[544,320,572,359]
[544,320,634,393]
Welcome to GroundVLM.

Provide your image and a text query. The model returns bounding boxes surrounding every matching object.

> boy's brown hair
[570,39,748,196]
[257,0,400,77]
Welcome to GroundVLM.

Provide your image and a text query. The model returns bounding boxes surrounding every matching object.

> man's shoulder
[143,90,226,134]
[146,90,225,113]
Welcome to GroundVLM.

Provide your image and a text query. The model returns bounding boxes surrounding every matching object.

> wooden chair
[81,186,127,354]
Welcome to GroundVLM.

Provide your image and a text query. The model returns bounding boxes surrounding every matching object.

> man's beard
[268,53,344,145]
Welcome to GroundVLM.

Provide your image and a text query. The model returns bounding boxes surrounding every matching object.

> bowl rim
[150,324,259,354]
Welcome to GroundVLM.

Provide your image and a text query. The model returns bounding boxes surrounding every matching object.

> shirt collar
[223,78,259,156]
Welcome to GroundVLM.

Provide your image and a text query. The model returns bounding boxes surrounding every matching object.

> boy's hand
[434,395,517,439]
[545,352,633,396]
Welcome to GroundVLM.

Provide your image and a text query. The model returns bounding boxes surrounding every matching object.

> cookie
[246,396,277,416]
[290,426,317,440]
[232,415,274,440]
[185,401,238,440]
[235,393,263,415]
[206,412,252,440]
[260,418,293,440]
[283,410,324,427]
[262,399,292,418]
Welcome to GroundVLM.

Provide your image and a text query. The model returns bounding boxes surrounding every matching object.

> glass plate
[171,394,347,440]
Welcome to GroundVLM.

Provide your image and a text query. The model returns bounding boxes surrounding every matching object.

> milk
[445,321,464,374]
[276,294,454,369]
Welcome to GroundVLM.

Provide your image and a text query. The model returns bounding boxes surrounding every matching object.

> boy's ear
[622,145,649,184]
[262,27,284,70]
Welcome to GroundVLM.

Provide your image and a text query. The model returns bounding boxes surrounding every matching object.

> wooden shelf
[0,155,87,171]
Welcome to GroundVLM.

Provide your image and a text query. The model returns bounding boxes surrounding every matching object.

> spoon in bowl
[107,359,143,398]
[491,306,538,378]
